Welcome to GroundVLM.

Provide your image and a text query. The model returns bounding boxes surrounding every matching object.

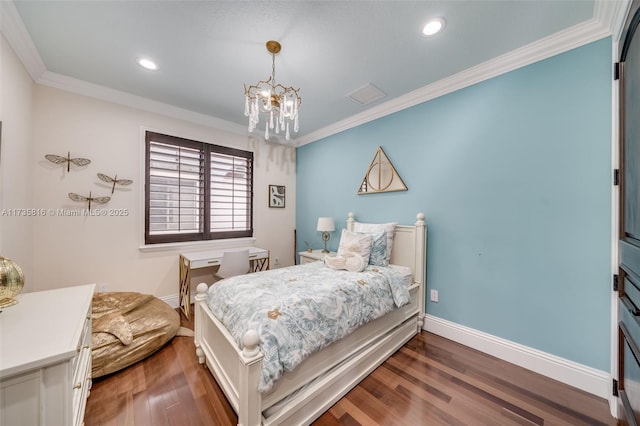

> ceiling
[2,1,624,145]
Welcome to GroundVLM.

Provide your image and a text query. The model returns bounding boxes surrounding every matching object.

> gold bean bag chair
[91,292,180,378]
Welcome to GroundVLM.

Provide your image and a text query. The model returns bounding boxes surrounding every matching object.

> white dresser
[0,284,95,426]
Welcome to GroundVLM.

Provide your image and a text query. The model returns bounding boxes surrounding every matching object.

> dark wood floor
[85,312,617,426]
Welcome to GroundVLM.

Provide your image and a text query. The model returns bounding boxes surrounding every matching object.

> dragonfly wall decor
[97,173,133,194]
[45,152,91,172]
[68,192,110,210]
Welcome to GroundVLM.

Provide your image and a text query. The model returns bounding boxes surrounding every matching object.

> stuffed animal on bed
[324,252,367,272]
[324,233,371,272]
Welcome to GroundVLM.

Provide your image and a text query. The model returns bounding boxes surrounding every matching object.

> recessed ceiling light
[137,58,158,71]
[422,18,446,37]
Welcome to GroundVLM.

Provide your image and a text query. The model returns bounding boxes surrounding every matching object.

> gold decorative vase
[0,256,24,308]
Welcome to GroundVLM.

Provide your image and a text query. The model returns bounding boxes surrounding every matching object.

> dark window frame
[144,131,254,244]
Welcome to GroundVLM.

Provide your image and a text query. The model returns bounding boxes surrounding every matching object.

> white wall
[0,34,35,292]
[22,84,295,297]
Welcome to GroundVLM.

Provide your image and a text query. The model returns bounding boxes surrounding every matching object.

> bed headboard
[346,212,427,288]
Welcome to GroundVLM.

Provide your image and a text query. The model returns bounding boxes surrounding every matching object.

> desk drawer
[191,258,220,268]
[190,253,264,269]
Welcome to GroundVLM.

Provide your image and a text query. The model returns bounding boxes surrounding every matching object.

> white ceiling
[1,1,627,145]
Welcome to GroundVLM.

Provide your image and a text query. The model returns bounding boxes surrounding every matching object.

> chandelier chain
[271,52,276,87]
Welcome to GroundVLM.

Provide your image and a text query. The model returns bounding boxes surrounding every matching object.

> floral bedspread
[206,261,411,393]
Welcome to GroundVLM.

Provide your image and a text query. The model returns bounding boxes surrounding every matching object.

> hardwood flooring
[84,312,617,426]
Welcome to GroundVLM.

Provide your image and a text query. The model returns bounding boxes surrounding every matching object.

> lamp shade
[316,217,335,232]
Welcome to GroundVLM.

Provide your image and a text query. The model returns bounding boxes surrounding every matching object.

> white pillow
[337,229,372,264]
[352,222,397,262]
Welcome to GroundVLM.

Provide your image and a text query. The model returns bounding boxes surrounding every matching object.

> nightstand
[299,250,336,264]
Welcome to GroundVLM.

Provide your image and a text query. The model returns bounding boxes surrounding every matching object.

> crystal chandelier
[244,41,301,141]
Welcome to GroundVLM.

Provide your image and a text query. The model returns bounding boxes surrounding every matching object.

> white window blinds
[145,131,253,244]
[210,152,252,233]
[148,141,203,235]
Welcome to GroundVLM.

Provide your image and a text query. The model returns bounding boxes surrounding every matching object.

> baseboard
[159,293,182,309]
[160,295,611,400]
[423,314,611,400]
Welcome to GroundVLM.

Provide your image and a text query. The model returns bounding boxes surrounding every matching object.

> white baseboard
[423,314,611,400]
[159,296,611,401]
[159,293,182,309]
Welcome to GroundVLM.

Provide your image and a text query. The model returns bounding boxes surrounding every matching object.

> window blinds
[145,131,253,244]
[148,141,204,235]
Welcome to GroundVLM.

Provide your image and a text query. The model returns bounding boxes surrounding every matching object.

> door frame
[612,0,640,419]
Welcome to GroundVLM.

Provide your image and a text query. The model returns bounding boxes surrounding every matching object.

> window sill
[138,237,257,253]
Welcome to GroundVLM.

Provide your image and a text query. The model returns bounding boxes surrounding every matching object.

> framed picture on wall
[268,185,285,208]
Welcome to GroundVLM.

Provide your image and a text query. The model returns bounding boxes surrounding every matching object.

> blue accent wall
[296,38,612,371]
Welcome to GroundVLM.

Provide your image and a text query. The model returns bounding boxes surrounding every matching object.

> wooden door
[618,1,640,424]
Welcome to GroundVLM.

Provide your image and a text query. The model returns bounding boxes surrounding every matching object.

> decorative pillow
[324,253,368,272]
[366,232,388,267]
[337,229,372,264]
[352,222,397,263]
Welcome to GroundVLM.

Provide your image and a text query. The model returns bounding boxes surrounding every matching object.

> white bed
[194,212,427,426]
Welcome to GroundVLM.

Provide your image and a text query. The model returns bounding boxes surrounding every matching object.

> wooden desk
[179,246,269,319]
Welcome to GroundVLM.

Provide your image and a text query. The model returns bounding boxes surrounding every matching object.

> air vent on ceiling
[346,83,386,105]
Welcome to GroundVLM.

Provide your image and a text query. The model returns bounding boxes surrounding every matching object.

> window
[145,131,253,244]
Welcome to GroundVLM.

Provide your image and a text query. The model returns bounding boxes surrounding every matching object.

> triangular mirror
[358,146,408,194]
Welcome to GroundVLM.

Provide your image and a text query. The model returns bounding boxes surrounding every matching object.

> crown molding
[594,0,632,41]
[295,16,613,147]
[38,71,247,135]
[2,0,623,146]
[1,0,246,135]
[0,0,46,80]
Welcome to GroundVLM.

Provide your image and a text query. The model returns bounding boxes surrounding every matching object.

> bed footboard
[195,283,264,426]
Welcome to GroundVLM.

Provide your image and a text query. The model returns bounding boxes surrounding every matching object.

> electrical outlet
[430,289,439,302]
[274,257,280,266]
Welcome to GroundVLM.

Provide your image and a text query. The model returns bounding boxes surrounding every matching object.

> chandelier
[244,40,301,141]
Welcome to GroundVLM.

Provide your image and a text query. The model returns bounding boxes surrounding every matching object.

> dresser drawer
[620,334,640,425]
[621,271,640,343]
[73,346,92,426]
[72,313,92,376]
[619,271,640,425]
[625,276,640,312]
[73,307,92,426]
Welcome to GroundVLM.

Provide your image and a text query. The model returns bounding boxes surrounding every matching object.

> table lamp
[317,217,335,253]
